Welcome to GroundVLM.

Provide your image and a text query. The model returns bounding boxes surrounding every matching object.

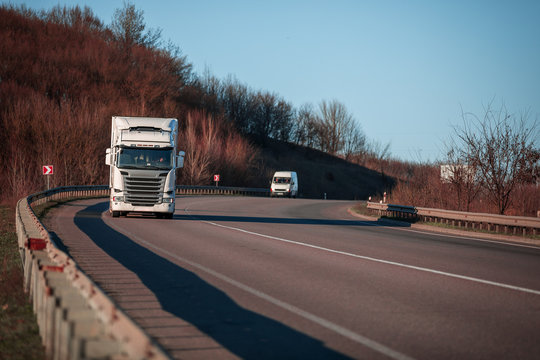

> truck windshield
[117,148,173,170]
[273,177,291,184]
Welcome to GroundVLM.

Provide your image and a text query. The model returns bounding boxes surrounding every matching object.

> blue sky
[7,0,540,162]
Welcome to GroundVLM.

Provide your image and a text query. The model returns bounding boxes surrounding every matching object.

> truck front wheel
[112,211,120,218]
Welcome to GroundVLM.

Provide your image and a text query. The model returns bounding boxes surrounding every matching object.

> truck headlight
[113,196,125,202]
[162,197,174,203]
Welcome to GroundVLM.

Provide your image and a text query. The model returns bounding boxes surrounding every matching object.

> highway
[45,196,540,360]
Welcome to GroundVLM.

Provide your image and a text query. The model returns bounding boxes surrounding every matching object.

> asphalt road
[45,196,540,360]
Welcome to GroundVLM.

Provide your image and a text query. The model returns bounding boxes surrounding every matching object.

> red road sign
[214,174,220,182]
[43,165,54,175]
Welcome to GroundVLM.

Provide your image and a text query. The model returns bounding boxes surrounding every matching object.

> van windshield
[273,177,291,184]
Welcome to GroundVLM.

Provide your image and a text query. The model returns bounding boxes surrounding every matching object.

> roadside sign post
[43,165,54,190]
[214,174,220,187]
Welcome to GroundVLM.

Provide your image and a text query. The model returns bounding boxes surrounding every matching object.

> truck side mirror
[105,148,111,165]
[176,151,185,169]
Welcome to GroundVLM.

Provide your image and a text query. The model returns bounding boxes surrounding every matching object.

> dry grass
[0,205,45,359]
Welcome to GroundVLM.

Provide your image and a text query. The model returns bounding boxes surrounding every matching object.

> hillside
[0,5,191,202]
[258,140,392,200]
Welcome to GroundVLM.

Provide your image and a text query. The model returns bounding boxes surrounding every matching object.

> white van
[270,171,298,198]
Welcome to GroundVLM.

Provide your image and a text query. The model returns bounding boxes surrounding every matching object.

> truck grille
[124,176,164,206]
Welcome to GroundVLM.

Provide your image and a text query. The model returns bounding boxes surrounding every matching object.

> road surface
[45,196,540,359]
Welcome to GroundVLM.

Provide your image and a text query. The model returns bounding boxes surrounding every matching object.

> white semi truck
[105,116,184,219]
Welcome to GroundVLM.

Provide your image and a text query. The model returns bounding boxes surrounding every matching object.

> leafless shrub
[178,110,258,186]
[452,102,538,214]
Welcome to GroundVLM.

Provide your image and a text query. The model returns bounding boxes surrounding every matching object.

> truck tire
[112,211,120,218]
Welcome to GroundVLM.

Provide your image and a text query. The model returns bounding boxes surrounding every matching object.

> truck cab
[105,117,184,218]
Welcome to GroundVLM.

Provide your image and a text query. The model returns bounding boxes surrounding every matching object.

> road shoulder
[347,207,540,247]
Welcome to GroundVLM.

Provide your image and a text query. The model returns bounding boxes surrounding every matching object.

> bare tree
[111,1,161,48]
[250,92,291,142]
[315,100,353,154]
[293,103,318,147]
[44,5,103,32]
[365,139,391,174]
[179,111,214,185]
[221,76,251,133]
[343,122,366,161]
[453,102,538,214]
[442,143,483,212]
[273,99,294,142]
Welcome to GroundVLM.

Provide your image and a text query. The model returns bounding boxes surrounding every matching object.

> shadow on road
[175,213,411,227]
[74,201,352,360]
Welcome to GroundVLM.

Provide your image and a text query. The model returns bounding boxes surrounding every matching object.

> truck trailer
[105,116,184,218]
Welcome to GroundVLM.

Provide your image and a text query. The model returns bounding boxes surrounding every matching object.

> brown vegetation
[0,5,196,203]
[0,4,316,203]
[179,110,258,186]
[379,160,539,217]
[0,205,44,358]
[450,103,539,214]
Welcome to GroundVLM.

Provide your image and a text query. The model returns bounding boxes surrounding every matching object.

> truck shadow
[74,201,352,360]
[173,213,411,227]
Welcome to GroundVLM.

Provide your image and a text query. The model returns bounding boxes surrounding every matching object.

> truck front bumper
[110,200,175,214]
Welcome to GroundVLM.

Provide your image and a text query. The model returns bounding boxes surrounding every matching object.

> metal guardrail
[15,184,269,359]
[367,202,540,236]
[24,184,269,204]
[27,185,109,206]
[176,185,269,196]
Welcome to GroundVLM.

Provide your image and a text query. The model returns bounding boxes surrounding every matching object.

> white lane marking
[186,213,540,297]
[105,215,415,360]
[396,227,540,250]
[185,198,540,250]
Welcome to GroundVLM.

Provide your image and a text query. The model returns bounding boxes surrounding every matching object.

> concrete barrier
[16,187,171,360]
[16,184,270,359]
